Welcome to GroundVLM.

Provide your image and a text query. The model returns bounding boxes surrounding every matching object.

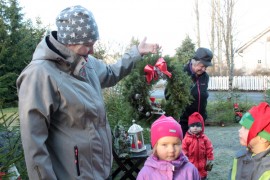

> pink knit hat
[151,115,183,147]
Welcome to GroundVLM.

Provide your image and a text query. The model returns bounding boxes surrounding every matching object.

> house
[235,26,270,75]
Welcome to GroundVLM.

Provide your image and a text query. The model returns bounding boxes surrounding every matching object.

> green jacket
[230,146,270,180]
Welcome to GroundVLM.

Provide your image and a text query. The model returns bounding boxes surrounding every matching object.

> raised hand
[138,37,160,55]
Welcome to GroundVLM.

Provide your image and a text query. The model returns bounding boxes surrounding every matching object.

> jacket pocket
[74,146,81,176]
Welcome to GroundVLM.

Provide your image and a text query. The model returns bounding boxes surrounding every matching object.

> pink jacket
[137,153,200,180]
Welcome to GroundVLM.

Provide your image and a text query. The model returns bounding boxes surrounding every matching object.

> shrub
[104,84,134,129]
[207,91,254,125]
[207,101,235,124]
[0,107,27,179]
[104,84,152,145]
[265,89,270,104]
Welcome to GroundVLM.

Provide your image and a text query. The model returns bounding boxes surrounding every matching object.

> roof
[236,26,270,53]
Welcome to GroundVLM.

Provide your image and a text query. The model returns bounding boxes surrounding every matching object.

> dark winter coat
[181,60,210,122]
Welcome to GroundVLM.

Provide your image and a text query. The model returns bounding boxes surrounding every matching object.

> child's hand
[205,160,213,171]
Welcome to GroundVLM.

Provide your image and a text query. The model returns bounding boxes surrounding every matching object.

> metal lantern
[128,120,146,153]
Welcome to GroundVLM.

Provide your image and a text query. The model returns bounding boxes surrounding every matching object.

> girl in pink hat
[137,115,200,180]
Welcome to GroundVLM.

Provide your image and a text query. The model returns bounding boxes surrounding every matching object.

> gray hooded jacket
[16,31,141,180]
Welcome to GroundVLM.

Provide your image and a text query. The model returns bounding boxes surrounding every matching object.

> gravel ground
[204,124,242,180]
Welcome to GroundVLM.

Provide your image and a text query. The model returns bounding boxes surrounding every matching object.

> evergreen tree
[0,0,46,107]
[175,35,196,64]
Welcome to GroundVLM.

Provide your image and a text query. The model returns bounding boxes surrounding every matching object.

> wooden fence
[209,76,270,91]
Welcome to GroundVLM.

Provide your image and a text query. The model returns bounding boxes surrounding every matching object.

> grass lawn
[2,107,18,114]
[1,107,19,127]
[204,124,241,180]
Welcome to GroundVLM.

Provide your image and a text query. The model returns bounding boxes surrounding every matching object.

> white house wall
[235,32,270,74]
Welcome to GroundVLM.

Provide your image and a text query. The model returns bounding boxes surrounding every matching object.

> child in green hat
[229,102,270,180]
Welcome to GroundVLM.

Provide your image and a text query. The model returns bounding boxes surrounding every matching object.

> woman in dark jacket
[180,47,213,136]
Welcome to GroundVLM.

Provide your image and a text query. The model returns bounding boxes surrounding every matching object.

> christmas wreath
[122,54,192,122]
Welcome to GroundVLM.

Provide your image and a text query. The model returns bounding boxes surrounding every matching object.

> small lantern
[128,120,146,153]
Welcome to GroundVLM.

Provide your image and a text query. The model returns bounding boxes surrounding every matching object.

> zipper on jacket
[34,165,42,180]
[74,145,81,176]
[196,79,201,112]
[196,138,200,166]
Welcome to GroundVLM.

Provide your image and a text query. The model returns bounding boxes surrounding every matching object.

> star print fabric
[56,5,99,45]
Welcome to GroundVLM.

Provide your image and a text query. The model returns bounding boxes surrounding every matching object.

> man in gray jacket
[16,5,159,180]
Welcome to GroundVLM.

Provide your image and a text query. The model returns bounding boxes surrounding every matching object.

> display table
[111,144,152,180]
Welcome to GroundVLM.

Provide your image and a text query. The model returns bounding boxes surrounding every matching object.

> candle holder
[128,120,146,153]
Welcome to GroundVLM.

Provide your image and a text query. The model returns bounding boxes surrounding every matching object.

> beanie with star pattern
[56,5,99,45]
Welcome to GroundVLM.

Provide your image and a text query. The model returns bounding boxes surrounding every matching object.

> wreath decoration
[122,54,192,122]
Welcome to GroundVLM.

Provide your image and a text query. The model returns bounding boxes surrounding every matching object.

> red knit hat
[239,102,270,145]
[188,112,205,133]
[151,115,183,147]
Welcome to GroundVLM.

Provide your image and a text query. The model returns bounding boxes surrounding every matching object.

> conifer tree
[175,35,196,64]
[0,0,46,107]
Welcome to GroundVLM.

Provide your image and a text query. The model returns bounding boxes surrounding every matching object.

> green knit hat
[239,102,270,145]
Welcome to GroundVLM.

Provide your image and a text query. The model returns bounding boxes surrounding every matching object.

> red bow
[144,58,172,84]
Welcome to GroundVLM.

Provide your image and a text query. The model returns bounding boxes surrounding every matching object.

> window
[258,60,262,64]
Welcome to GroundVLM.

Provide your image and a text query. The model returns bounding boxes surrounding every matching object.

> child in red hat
[229,102,270,180]
[137,115,200,180]
[182,112,214,180]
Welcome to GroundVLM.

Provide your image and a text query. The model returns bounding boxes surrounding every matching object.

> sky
[18,0,270,56]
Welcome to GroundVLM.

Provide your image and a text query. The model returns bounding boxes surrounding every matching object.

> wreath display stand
[122,54,192,122]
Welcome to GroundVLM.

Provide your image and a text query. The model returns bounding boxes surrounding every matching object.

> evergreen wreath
[122,54,192,122]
